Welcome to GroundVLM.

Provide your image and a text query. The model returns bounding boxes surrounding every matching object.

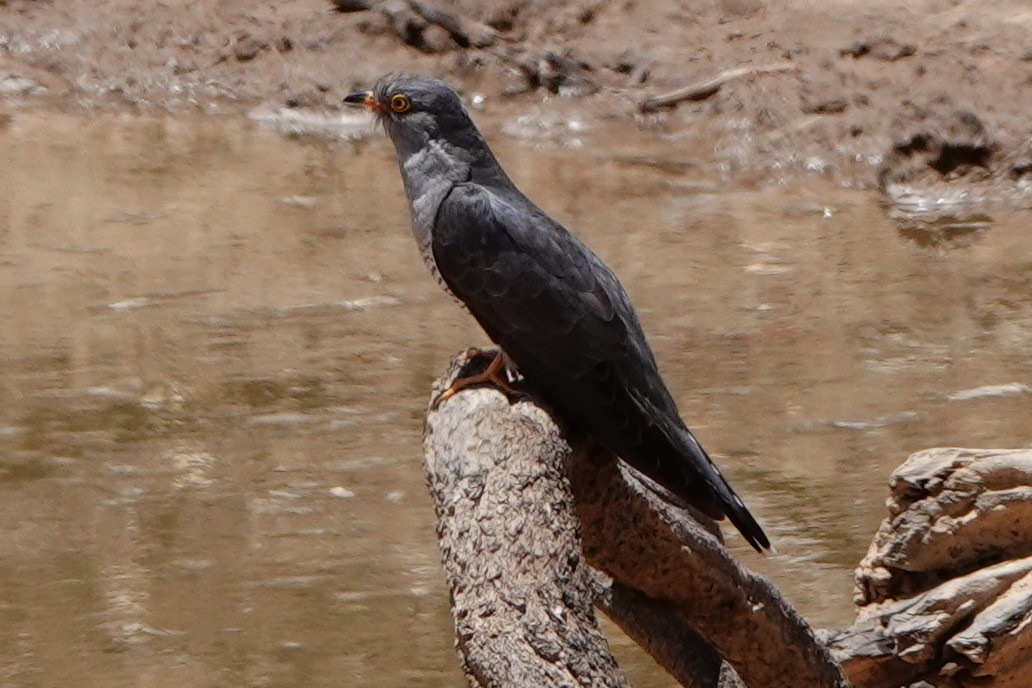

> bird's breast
[412,215,460,303]
[399,143,469,306]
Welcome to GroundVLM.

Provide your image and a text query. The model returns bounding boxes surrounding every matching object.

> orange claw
[434,350,520,409]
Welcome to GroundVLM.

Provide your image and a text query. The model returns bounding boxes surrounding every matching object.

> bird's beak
[343,90,381,112]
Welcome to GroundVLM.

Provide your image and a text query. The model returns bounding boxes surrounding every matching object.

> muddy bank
[1,0,1030,199]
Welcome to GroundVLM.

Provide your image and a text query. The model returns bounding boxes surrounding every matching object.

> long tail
[712,475,771,553]
[676,429,771,553]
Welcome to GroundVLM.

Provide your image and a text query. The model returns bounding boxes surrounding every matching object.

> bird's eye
[389,94,411,113]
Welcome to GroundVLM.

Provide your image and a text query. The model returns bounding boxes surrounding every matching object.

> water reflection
[0,112,1029,687]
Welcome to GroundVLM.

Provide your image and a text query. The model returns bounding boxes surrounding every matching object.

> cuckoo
[345,74,770,552]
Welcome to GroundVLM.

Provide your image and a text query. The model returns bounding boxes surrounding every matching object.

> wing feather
[431,182,770,550]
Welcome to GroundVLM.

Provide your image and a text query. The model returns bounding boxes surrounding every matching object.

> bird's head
[344,74,478,162]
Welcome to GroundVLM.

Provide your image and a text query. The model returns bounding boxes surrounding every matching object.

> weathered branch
[407,0,497,49]
[332,0,496,52]
[826,556,1032,687]
[827,447,1032,688]
[331,1,598,94]
[591,572,745,688]
[423,353,1032,688]
[639,62,799,112]
[567,443,849,688]
[423,355,627,688]
[423,352,848,688]
[855,448,1032,607]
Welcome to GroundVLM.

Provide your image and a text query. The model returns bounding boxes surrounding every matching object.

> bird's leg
[433,348,522,409]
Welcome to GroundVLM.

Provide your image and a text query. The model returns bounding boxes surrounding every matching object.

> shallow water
[0,111,1029,687]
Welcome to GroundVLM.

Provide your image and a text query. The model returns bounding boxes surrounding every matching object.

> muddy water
[0,111,1029,688]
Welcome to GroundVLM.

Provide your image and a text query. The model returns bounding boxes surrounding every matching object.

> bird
[344,74,770,552]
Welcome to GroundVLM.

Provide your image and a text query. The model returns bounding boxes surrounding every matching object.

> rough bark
[825,556,1032,687]
[855,448,1032,608]
[567,447,849,688]
[423,352,848,688]
[423,354,1032,688]
[591,572,746,688]
[423,356,627,688]
[825,447,1032,688]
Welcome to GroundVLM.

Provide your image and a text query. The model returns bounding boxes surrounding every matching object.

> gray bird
[345,75,770,552]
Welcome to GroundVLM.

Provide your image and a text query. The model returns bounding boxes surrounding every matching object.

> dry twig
[640,61,799,112]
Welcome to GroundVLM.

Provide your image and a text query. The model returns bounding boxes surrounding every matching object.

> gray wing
[433,182,673,412]
[431,182,769,551]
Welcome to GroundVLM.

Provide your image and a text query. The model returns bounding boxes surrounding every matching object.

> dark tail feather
[716,483,770,553]
[677,430,771,553]
[630,393,771,552]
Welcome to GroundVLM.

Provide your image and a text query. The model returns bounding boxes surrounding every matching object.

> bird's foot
[432,348,522,409]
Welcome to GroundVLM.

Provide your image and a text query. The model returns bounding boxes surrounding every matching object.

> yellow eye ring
[389,94,411,113]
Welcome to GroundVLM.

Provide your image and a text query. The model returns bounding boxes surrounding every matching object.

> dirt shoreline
[1,0,1030,205]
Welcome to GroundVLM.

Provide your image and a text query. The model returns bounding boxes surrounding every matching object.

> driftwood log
[825,448,1032,688]
[423,352,1032,687]
[331,1,600,95]
[332,0,497,53]
[423,352,847,688]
